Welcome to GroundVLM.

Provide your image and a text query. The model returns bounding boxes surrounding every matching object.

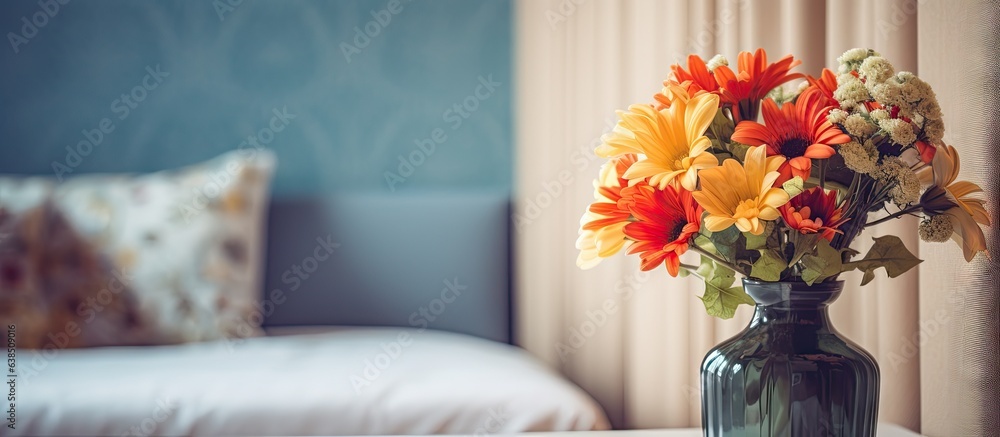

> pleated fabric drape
[917,1,999,436]
[514,0,926,431]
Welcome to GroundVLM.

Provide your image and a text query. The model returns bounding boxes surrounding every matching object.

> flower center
[797,206,813,220]
[734,199,760,218]
[667,220,688,242]
[668,149,691,171]
[780,137,810,158]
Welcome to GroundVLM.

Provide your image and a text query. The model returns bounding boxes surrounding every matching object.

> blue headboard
[0,0,514,344]
[262,191,510,343]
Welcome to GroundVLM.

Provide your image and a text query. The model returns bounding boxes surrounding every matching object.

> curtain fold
[514,0,926,430]
[917,1,1000,436]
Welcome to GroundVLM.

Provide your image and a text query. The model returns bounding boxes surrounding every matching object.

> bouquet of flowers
[576,48,991,318]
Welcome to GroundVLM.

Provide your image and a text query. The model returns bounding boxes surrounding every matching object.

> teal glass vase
[701,280,879,437]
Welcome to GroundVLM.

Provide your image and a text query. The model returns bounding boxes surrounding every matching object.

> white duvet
[13,327,609,436]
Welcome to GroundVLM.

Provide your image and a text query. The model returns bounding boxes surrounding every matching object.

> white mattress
[15,327,609,436]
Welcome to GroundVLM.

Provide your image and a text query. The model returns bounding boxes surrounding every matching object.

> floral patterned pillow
[0,149,275,347]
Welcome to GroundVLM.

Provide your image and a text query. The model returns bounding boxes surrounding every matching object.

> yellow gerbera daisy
[692,145,790,235]
[596,85,720,191]
[576,155,639,269]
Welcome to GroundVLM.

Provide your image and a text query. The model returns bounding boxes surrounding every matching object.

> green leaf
[767,85,800,105]
[750,249,786,281]
[800,239,843,285]
[707,109,735,153]
[694,233,712,247]
[696,254,719,278]
[708,226,742,261]
[842,246,861,260]
[701,284,755,319]
[728,142,750,162]
[744,232,768,251]
[743,222,773,251]
[843,235,923,286]
[697,256,756,319]
[782,176,805,199]
[787,233,821,268]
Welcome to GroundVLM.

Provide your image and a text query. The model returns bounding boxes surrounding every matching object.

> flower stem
[679,264,706,281]
[818,159,827,189]
[690,244,747,276]
[865,205,923,227]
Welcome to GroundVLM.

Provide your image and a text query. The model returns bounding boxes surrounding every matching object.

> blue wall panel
[0,0,512,195]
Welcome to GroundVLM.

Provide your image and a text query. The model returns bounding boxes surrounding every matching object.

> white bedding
[14,327,609,436]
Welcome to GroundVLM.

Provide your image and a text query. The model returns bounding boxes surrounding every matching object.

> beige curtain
[917,1,999,436]
[513,0,925,430]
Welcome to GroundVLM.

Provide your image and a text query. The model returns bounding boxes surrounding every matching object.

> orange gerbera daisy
[731,88,851,185]
[576,154,640,268]
[713,48,804,122]
[654,55,722,110]
[672,55,721,94]
[623,184,702,276]
[805,68,839,108]
[779,187,849,242]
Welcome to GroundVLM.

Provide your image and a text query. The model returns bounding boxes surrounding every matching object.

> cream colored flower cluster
[706,54,728,72]
[875,157,921,205]
[839,140,879,174]
[843,113,875,137]
[830,49,944,149]
[832,72,871,110]
[836,48,879,74]
[827,49,953,207]
[918,214,954,242]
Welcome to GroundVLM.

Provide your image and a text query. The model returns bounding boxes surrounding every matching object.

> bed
[12,191,610,435]
[18,326,608,435]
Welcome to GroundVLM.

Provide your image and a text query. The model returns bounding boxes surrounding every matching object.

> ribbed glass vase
[701,280,879,437]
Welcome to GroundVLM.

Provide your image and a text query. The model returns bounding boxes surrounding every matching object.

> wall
[0,0,512,195]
